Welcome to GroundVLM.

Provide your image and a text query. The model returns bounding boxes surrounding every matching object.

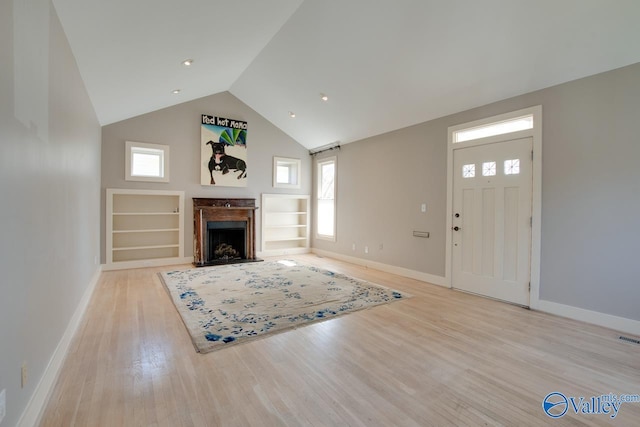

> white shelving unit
[106,189,185,269]
[261,194,310,255]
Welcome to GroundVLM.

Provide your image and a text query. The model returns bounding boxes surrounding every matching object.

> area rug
[159,260,409,353]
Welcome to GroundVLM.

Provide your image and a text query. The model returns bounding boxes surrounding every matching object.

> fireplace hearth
[193,198,261,267]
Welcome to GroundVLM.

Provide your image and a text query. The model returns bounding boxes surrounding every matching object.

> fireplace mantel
[193,198,258,266]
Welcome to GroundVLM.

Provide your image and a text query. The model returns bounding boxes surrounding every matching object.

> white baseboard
[17,266,102,427]
[257,248,311,258]
[102,256,193,271]
[311,248,447,287]
[536,299,640,337]
[311,249,640,337]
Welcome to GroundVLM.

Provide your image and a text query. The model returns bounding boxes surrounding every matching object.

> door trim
[445,105,542,309]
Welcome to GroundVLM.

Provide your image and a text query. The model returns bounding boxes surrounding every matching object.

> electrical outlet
[364,246,369,254]
[421,203,427,213]
[0,389,6,424]
[352,243,356,251]
[21,363,27,388]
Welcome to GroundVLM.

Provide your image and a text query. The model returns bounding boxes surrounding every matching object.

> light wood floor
[41,254,640,426]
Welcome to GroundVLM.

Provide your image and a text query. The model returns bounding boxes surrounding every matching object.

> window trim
[273,156,301,189]
[125,141,170,183]
[315,156,337,241]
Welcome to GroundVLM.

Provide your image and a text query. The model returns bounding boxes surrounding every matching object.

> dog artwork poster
[200,114,248,186]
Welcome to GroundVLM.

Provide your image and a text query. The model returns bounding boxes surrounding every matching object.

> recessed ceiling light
[320,93,328,101]
[181,59,194,66]
[289,111,296,118]
[172,89,181,94]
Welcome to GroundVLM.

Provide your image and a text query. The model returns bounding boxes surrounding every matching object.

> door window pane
[482,161,496,176]
[504,159,520,175]
[463,164,475,178]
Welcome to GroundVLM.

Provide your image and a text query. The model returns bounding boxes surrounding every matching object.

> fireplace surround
[193,198,259,266]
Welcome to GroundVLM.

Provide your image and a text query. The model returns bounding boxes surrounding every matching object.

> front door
[452,137,532,306]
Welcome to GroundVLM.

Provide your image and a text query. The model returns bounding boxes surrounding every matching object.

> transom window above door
[453,114,533,143]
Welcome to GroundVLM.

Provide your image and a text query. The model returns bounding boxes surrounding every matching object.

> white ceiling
[54,0,640,149]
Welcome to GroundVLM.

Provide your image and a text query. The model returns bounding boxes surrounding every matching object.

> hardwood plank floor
[40,254,640,426]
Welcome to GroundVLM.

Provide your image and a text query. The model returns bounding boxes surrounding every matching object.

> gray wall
[312,120,449,276]
[0,1,102,425]
[313,62,640,322]
[101,92,312,262]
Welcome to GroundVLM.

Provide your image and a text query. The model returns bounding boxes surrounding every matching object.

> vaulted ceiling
[53,0,640,149]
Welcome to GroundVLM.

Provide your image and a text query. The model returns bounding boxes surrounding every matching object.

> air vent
[619,336,640,345]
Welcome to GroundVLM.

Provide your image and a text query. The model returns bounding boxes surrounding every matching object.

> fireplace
[208,221,246,261]
[193,198,260,266]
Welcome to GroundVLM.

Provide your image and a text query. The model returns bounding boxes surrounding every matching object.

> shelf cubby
[106,189,185,268]
[261,194,310,255]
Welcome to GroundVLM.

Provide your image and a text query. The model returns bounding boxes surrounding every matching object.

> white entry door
[452,137,532,306]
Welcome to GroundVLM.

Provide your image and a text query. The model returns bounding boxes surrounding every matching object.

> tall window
[316,157,336,240]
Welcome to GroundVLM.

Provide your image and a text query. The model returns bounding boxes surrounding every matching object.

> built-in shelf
[261,194,310,255]
[113,212,180,216]
[113,228,180,234]
[106,189,185,269]
[113,244,180,251]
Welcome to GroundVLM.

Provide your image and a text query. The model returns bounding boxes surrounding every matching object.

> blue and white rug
[159,260,409,353]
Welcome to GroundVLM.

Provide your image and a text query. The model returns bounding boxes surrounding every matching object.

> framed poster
[200,114,248,186]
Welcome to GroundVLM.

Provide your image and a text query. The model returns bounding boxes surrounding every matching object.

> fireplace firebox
[193,198,260,266]
[208,221,246,261]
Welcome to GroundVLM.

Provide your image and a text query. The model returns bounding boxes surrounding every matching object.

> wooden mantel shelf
[193,198,257,208]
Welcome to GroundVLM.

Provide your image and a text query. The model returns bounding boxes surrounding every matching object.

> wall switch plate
[421,203,427,213]
[0,388,6,424]
[413,231,430,238]
[364,246,369,254]
[21,363,27,388]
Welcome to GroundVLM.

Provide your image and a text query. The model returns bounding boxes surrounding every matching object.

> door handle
[452,226,461,231]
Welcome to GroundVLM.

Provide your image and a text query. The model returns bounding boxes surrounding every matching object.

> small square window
[462,164,475,178]
[132,151,162,177]
[504,159,520,175]
[125,141,170,182]
[273,157,301,189]
[482,161,496,176]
